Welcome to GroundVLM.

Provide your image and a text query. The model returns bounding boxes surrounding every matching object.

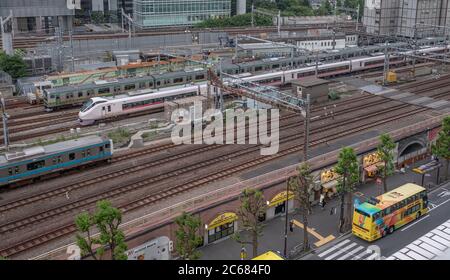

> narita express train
[78,84,208,125]
[43,69,207,111]
[0,136,112,187]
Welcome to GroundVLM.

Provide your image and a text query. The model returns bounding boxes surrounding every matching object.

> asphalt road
[302,182,450,260]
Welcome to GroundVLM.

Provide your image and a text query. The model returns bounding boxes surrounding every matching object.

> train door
[101,106,106,117]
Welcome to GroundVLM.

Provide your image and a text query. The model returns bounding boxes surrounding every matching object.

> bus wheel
[416,212,421,219]
[388,226,394,234]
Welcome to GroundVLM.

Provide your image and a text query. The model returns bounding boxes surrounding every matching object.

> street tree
[75,200,128,260]
[288,163,314,252]
[432,116,450,181]
[0,52,27,79]
[236,188,266,258]
[377,133,396,193]
[335,147,360,233]
[175,212,203,260]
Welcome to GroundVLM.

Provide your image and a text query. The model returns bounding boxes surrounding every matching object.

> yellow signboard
[363,152,382,167]
[207,212,237,229]
[321,168,340,184]
[268,191,294,207]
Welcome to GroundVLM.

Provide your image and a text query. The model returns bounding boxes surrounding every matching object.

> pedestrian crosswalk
[387,219,450,260]
[314,219,450,260]
[316,239,380,260]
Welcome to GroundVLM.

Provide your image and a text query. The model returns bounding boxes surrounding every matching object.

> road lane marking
[417,242,444,256]
[317,239,350,258]
[421,236,447,251]
[432,229,450,241]
[291,219,335,247]
[401,215,430,231]
[406,244,435,259]
[406,251,427,260]
[352,248,371,260]
[392,252,413,260]
[325,242,358,260]
[429,198,450,212]
[337,246,365,260]
[431,235,450,247]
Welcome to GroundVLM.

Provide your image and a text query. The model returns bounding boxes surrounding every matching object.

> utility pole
[277,10,281,37]
[284,177,289,258]
[122,8,133,48]
[315,52,319,77]
[69,30,75,72]
[0,94,10,151]
[55,27,64,72]
[251,3,254,28]
[302,95,310,162]
[1,10,14,55]
[219,58,224,111]
[383,41,389,86]
[356,3,360,32]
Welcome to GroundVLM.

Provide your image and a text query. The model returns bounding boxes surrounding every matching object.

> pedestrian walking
[330,206,335,215]
[319,193,326,210]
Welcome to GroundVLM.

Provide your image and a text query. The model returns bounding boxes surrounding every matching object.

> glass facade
[134,0,231,28]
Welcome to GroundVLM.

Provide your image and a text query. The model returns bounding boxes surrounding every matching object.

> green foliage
[108,127,131,144]
[432,116,450,181]
[288,163,314,251]
[75,200,128,260]
[195,13,273,28]
[335,147,359,232]
[236,188,266,257]
[377,133,396,193]
[175,212,203,260]
[335,147,360,194]
[0,51,27,79]
[328,91,341,100]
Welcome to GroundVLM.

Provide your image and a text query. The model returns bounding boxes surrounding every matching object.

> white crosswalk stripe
[317,219,450,260]
[316,239,378,260]
[387,219,450,260]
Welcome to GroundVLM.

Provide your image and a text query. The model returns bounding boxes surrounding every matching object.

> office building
[0,0,75,33]
[133,0,231,28]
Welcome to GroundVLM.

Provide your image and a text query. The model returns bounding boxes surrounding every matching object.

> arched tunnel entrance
[400,142,425,157]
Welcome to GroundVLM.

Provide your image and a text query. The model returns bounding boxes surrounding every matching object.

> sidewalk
[199,158,444,260]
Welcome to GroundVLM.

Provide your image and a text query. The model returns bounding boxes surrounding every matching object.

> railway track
[0,23,360,49]
[0,102,427,258]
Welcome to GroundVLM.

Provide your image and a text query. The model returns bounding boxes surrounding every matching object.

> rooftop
[292,77,330,87]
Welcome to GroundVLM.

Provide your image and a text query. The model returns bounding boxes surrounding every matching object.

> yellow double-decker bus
[352,183,429,242]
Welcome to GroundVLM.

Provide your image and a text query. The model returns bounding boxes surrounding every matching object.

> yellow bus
[352,183,429,242]
[252,251,285,260]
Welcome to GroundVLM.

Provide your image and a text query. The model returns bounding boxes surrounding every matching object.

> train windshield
[81,99,94,112]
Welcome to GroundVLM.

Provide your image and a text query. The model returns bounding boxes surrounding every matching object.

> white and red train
[78,45,448,125]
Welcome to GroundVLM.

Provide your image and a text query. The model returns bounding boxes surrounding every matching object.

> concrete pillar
[237,0,246,15]
[36,17,42,33]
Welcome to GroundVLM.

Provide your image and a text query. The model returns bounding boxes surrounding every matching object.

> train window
[99,146,104,153]
[105,143,110,149]
[164,79,171,85]
[149,82,154,87]
[8,168,12,175]
[69,153,76,161]
[52,158,57,164]
[107,105,111,112]
[187,76,192,81]
[114,86,122,92]
[50,95,56,99]
[78,92,83,98]
[195,74,205,80]
[87,90,94,96]
[139,82,146,89]
[82,151,86,158]
[124,84,136,91]
[15,166,19,173]
[156,81,161,86]
[174,77,183,83]
[27,160,45,171]
[87,149,91,156]
[98,87,110,94]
